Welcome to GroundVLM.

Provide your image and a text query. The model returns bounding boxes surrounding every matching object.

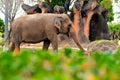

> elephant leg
[9,42,15,51]
[49,35,58,52]
[42,39,50,50]
[13,43,20,56]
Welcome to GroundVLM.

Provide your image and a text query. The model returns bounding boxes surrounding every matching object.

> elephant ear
[54,17,63,31]
[22,3,31,11]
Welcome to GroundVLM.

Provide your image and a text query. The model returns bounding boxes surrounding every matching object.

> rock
[87,40,118,54]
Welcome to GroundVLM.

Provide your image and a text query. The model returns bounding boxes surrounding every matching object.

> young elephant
[9,14,85,55]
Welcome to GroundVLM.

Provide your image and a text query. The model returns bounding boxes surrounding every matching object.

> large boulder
[87,40,118,54]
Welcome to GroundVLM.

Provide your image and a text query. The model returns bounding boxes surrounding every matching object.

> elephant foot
[13,47,20,56]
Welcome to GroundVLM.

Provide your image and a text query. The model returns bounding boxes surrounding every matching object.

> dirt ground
[0,37,119,54]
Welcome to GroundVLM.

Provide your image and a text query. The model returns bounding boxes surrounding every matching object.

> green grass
[108,23,120,40]
[0,47,120,80]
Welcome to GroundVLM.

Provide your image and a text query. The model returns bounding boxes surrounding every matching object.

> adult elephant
[8,14,85,56]
[22,2,52,14]
[22,4,41,14]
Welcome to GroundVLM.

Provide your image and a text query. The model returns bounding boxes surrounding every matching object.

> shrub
[0,48,120,80]
[0,18,5,37]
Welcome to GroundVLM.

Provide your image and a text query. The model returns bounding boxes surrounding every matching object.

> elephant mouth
[62,32,70,38]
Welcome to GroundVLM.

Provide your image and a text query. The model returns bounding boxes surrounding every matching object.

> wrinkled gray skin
[9,14,85,53]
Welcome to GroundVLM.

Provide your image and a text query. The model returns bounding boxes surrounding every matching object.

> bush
[108,23,120,40]
[0,18,5,37]
[0,48,120,80]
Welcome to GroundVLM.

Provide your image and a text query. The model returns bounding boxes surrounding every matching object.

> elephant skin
[9,14,85,55]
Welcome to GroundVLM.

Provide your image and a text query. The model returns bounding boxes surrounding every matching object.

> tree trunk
[4,0,9,45]
[78,15,89,44]
[72,7,89,44]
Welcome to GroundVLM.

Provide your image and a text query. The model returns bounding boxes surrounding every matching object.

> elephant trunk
[70,26,86,52]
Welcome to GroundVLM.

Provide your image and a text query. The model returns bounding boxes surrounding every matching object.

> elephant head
[54,14,85,52]
[54,16,71,34]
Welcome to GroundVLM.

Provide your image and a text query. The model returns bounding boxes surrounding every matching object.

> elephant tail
[2,26,12,47]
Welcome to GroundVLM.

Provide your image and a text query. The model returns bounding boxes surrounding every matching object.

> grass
[0,47,120,80]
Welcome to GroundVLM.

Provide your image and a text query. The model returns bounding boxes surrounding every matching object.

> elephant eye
[68,24,71,28]
[68,24,71,31]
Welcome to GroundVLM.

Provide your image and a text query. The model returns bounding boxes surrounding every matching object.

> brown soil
[0,37,119,53]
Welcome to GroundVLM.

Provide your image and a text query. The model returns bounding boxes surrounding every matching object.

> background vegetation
[97,0,114,21]
[0,18,4,38]
[108,23,120,40]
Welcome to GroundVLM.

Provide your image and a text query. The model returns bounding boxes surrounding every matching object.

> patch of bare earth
[0,36,119,53]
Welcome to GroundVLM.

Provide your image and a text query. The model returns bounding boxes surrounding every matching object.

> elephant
[22,3,67,47]
[54,5,65,14]
[8,14,85,56]
[22,4,41,14]
[38,2,52,13]
[22,2,52,14]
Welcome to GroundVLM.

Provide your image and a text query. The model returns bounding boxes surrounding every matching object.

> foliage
[0,48,120,80]
[0,19,5,38]
[0,19,4,33]
[108,23,120,40]
[50,0,64,9]
[0,40,3,45]
[97,0,114,22]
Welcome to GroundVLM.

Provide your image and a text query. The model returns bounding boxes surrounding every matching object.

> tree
[44,0,114,22]
[0,0,23,43]
[0,0,23,23]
